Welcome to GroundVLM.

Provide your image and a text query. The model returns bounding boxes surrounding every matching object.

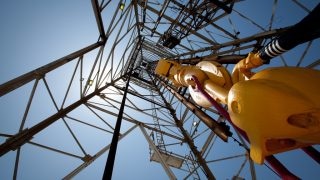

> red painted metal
[302,146,320,164]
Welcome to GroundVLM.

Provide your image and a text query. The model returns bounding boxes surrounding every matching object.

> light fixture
[88,80,93,86]
[193,121,198,127]
[119,3,125,10]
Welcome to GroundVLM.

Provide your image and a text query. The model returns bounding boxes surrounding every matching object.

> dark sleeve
[259,3,320,62]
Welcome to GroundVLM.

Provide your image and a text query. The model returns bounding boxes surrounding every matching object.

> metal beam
[113,85,166,108]
[0,41,104,97]
[209,0,233,14]
[133,0,142,39]
[86,103,184,142]
[178,54,246,65]
[150,75,216,180]
[159,79,229,142]
[138,2,217,45]
[139,125,177,180]
[91,0,107,41]
[0,75,124,157]
[174,27,289,58]
[63,124,138,179]
[171,0,236,39]
[142,25,193,52]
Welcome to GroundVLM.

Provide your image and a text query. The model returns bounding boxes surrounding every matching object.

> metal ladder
[150,90,166,152]
[185,153,200,179]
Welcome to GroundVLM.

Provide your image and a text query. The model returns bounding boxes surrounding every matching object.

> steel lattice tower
[1,0,319,179]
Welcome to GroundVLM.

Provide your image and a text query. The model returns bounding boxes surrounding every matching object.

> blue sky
[1,0,320,179]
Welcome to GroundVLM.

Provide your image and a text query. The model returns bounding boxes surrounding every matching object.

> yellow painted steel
[155,56,320,164]
[231,52,264,83]
[155,59,232,106]
[229,67,320,163]
[154,59,174,77]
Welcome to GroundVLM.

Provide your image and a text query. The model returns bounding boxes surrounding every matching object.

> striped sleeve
[259,39,288,61]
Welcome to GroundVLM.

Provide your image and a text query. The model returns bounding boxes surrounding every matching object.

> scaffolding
[0,0,319,179]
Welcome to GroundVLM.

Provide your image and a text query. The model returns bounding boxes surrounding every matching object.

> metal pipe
[103,71,132,180]
[159,79,229,142]
[191,76,238,131]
